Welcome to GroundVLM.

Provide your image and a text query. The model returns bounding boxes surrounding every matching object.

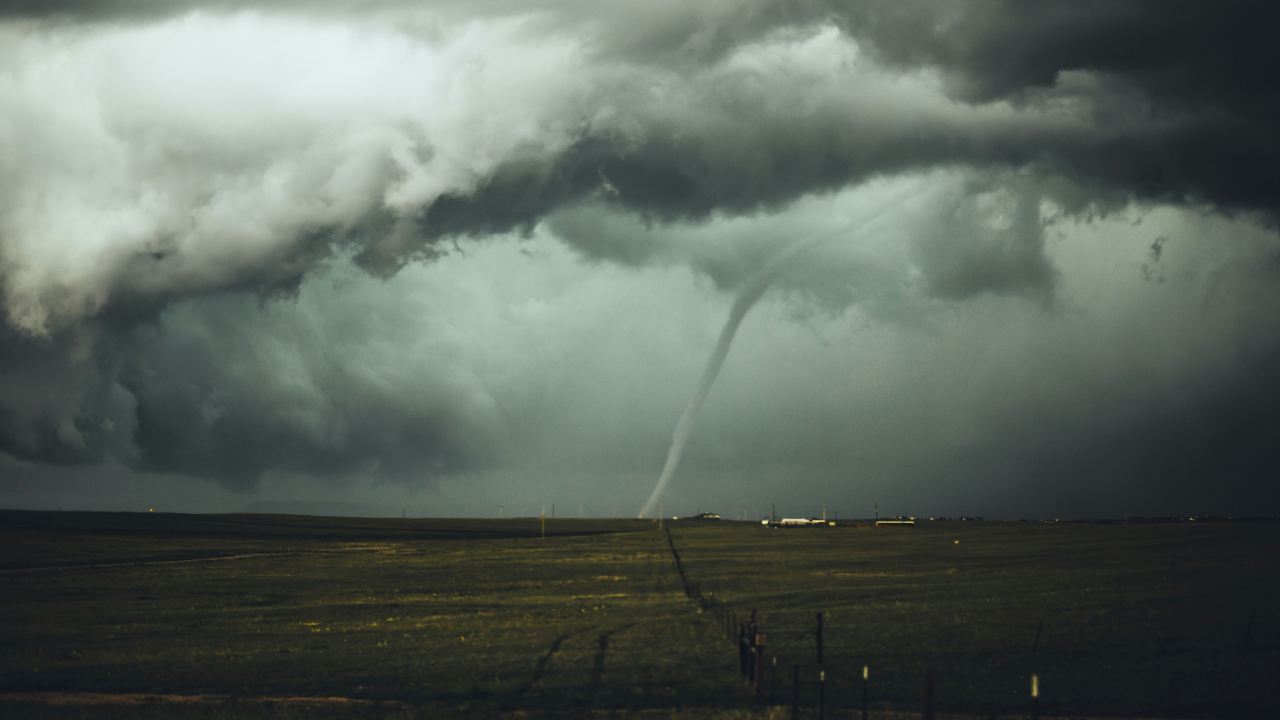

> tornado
[639,183,926,518]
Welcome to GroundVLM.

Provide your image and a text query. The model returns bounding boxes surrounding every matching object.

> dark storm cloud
[1,277,506,488]
[1,1,1279,506]
[121,296,496,487]
[958,337,1280,519]
[349,0,1280,279]
[907,173,1056,301]
[0,323,132,465]
[8,0,1277,223]
[850,0,1280,218]
[5,1,1275,323]
[439,1,1280,225]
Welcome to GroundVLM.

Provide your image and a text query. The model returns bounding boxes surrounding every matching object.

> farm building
[762,518,835,528]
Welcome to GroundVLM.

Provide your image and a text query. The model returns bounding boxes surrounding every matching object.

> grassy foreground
[666,520,1278,719]
[0,511,1275,719]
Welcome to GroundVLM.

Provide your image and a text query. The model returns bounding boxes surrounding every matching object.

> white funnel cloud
[639,183,926,518]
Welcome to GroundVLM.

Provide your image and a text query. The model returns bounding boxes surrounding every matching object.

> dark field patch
[0,511,1275,718]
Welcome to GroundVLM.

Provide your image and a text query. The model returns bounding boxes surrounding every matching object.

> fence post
[861,665,868,720]
[791,664,801,720]
[819,669,826,720]
[771,656,777,705]
[1031,673,1039,720]
[816,611,824,664]
[922,666,935,720]
[755,634,765,699]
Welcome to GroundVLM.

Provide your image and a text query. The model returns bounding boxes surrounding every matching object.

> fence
[662,526,1267,719]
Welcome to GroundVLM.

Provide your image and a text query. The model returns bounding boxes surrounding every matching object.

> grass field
[0,511,1275,719]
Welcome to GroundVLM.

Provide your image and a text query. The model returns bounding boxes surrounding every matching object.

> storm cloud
[1,1,1278,516]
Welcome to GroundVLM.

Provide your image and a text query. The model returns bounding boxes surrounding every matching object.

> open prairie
[0,511,1275,719]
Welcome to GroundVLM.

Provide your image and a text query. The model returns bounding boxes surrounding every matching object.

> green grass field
[0,511,1275,719]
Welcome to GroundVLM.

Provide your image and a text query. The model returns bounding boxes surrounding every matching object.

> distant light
[149,508,153,512]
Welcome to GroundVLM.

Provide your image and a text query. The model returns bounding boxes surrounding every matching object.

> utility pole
[823,503,826,522]
[874,503,878,521]
[659,503,664,530]
[542,504,546,539]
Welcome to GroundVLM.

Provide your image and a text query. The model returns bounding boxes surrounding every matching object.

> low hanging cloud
[1,1,1279,511]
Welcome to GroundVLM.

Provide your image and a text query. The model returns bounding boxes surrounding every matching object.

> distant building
[693,512,721,520]
[875,519,915,527]
[763,518,835,528]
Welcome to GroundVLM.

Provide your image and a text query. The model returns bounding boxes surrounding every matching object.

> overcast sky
[1,1,1278,519]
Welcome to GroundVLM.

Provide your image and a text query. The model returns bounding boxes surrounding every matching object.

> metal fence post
[755,634,765,699]
[1031,673,1040,720]
[771,657,777,705]
[862,665,868,720]
[819,669,826,720]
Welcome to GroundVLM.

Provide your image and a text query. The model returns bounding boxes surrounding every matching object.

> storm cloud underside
[1,1,1278,516]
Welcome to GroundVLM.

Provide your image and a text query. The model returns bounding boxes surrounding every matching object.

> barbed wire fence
[662,525,1269,719]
